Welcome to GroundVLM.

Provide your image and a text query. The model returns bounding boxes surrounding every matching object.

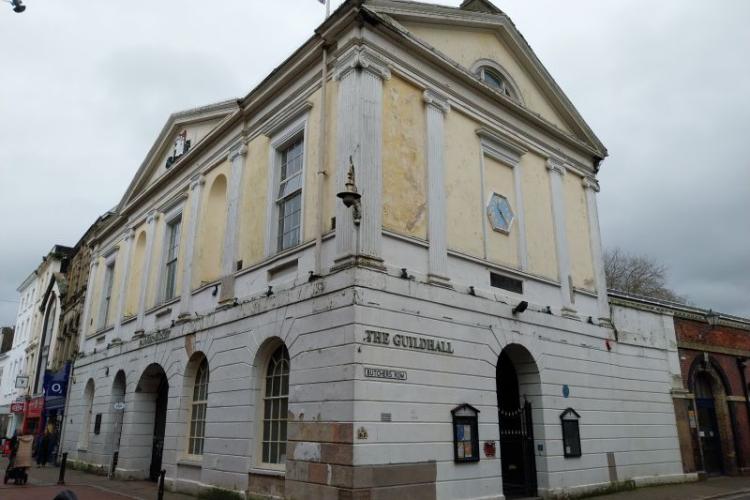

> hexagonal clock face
[486,193,514,234]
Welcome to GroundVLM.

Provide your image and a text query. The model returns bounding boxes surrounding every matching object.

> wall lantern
[337,156,362,223]
[560,408,581,458]
[452,403,480,463]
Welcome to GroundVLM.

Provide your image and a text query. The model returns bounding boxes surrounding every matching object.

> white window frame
[265,115,308,257]
[187,357,209,456]
[156,205,184,304]
[98,252,117,330]
[257,344,289,470]
[471,59,524,104]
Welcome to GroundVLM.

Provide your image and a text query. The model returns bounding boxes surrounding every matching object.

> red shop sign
[26,397,44,418]
[10,402,25,413]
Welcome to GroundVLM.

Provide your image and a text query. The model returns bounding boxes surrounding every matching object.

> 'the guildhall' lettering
[363,330,454,354]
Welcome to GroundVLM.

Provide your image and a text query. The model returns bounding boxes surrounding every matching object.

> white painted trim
[155,204,185,305]
[222,144,247,276]
[97,251,118,331]
[135,211,160,331]
[423,89,450,284]
[478,131,528,271]
[582,176,610,323]
[113,229,135,334]
[178,174,206,317]
[547,157,575,314]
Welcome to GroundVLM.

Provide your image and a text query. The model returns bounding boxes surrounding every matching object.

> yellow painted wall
[483,156,518,267]
[382,76,427,240]
[445,111,483,258]
[238,135,269,268]
[564,172,596,290]
[125,228,147,317]
[521,152,558,279]
[196,167,229,287]
[403,23,573,134]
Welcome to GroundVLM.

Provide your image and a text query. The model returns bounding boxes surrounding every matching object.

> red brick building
[673,310,750,477]
[609,291,750,478]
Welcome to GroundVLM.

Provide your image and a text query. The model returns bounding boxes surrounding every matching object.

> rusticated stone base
[248,472,285,499]
[285,461,437,500]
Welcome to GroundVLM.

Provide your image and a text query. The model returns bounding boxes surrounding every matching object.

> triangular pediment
[118,99,238,210]
[363,0,607,158]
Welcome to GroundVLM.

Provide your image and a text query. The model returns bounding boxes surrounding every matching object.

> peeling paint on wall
[382,76,428,240]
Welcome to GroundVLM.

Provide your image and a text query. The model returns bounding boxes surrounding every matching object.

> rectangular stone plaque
[364,366,407,381]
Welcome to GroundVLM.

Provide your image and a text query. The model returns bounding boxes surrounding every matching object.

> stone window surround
[265,113,309,258]
[155,202,185,306]
[97,249,119,331]
[470,58,524,105]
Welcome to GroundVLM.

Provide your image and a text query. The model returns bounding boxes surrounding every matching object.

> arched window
[478,66,519,101]
[262,345,289,465]
[188,357,209,455]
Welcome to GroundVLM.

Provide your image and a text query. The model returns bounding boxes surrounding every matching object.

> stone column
[547,158,576,316]
[333,46,390,269]
[583,177,611,325]
[113,229,135,336]
[135,210,159,333]
[80,257,99,338]
[423,90,450,286]
[178,174,205,319]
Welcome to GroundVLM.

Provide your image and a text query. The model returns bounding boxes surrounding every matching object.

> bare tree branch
[604,247,687,303]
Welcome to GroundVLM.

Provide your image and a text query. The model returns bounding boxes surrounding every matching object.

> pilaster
[219,144,247,305]
[583,177,611,326]
[423,90,451,287]
[547,158,576,317]
[135,210,159,333]
[178,174,205,320]
[333,46,390,270]
[113,228,135,336]
[80,256,99,338]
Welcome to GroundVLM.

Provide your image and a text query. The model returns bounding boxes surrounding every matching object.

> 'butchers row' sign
[363,330,455,354]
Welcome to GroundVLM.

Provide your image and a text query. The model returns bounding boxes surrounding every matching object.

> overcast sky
[1,0,748,326]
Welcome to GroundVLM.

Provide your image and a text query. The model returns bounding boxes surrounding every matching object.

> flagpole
[326,0,331,18]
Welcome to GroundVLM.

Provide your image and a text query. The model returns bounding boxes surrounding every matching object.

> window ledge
[177,456,203,467]
[249,467,285,477]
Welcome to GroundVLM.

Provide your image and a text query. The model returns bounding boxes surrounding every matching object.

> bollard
[57,452,68,485]
[157,469,166,500]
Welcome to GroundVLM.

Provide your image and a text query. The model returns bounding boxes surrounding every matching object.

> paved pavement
[0,457,194,500]
[5,457,750,500]
[585,476,750,500]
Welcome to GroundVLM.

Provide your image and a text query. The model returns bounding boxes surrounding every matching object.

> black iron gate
[499,400,537,498]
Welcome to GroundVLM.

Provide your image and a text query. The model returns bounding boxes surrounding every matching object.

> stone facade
[57,1,695,498]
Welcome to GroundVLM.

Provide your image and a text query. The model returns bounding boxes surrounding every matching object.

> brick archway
[689,356,739,475]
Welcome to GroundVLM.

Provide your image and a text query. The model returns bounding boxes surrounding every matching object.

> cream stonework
[61,1,691,499]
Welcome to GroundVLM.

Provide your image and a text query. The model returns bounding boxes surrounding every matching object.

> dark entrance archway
[497,344,540,498]
[689,356,739,477]
[134,364,169,481]
[695,372,723,474]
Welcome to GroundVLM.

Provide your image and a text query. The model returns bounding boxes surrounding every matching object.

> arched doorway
[135,364,169,481]
[497,345,540,498]
[694,370,728,475]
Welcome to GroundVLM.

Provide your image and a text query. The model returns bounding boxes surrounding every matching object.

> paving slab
[1,457,194,500]
[586,476,750,500]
